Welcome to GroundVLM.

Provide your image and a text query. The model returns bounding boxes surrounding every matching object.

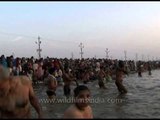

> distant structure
[35,36,42,59]
[124,50,127,61]
[12,52,15,57]
[135,53,138,70]
[135,53,138,61]
[147,55,150,61]
[141,54,144,61]
[124,50,128,67]
[79,42,84,59]
[105,48,109,59]
[71,52,74,59]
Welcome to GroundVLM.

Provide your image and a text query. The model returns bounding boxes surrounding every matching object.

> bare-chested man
[63,67,75,97]
[97,66,106,89]
[137,61,143,77]
[148,62,152,75]
[63,85,93,119]
[0,65,43,118]
[45,67,57,99]
[59,61,76,97]
[115,61,128,94]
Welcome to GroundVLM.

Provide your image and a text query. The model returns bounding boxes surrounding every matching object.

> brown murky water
[31,70,160,118]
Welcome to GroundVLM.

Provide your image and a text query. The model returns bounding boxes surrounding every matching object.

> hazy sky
[0,2,160,60]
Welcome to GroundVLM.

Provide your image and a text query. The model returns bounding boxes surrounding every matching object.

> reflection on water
[31,70,160,118]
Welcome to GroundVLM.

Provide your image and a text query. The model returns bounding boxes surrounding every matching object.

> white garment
[33,63,38,71]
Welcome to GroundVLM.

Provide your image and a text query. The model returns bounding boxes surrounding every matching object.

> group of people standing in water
[0,54,159,118]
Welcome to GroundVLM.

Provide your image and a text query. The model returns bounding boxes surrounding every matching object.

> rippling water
[31,70,160,118]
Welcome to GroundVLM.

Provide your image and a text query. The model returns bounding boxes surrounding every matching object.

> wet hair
[74,85,90,97]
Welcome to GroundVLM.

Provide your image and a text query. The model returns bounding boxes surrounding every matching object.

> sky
[0,1,160,60]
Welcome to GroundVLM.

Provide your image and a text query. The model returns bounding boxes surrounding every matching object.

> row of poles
[35,36,158,61]
[35,36,85,60]
[35,36,85,59]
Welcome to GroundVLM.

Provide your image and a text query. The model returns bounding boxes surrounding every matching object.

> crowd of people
[0,54,160,118]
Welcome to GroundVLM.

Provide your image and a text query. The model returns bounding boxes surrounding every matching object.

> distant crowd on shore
[0,54,159,83]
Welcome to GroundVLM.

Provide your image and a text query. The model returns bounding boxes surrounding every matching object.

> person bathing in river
[97,66,107,89]
[115,60,128,94]
[63,85,93,119]
[0,65,43,118]
[45,67,57,99]
[147,62,152,75]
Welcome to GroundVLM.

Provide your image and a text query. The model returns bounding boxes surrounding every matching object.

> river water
[31,69,160,118]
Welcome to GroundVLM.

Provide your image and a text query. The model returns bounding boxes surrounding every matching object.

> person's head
[74,85,91,110]
[118,60,125,68]
[100,65,104,70]
[48,67,56,75]
[64,67,70,74]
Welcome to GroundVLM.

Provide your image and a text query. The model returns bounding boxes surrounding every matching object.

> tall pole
[124,50,128,69]
[147,55,150,61]
[35,36,42,59]
[135,53,138,71]
[79,42,84,59]
[105,48,109,59]
[124,50,127,61]
[71,52,74,59]
[152,56,154,61]
[141,54,144,61]
[135,53,138,61]
[12,52,15,58]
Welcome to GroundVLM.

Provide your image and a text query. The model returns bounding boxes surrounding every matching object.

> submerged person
[83,68,90,84]
[137,62,143,77]
[148,62,152,75]
[105,67,112,82]
[97,66,107,89]
[63,67,75,97]
[59,61,76,97]
[115,60,128,94]
[63,85,93,119]
[45,67,57,99]
[0,65,43,118]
